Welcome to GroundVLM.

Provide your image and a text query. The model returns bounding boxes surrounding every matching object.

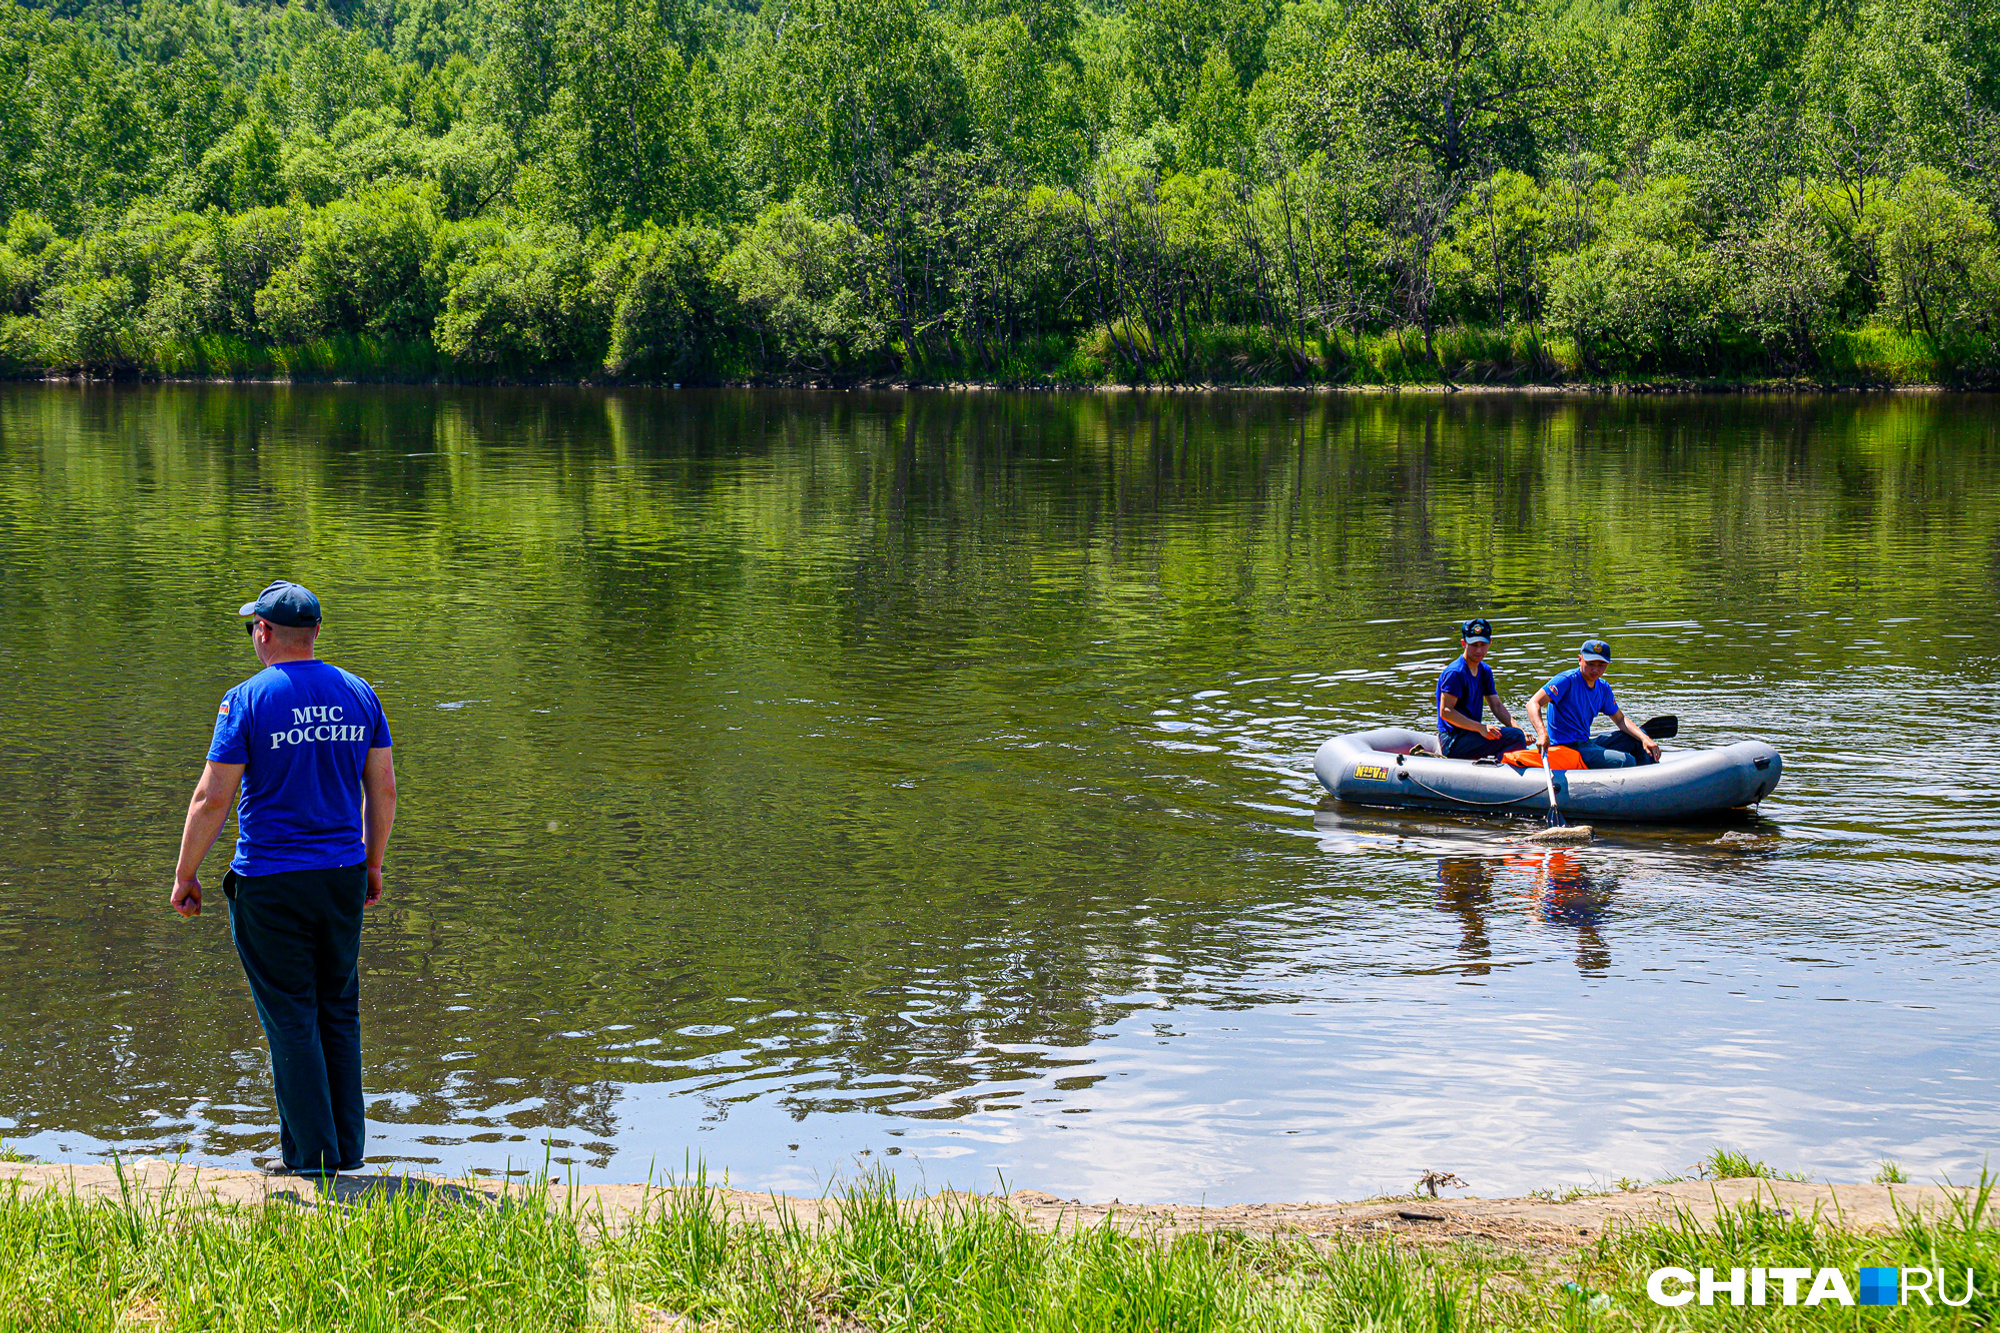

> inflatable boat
[1313,727,1781,823]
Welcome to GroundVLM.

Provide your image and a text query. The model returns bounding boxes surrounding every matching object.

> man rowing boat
[1527,638,1660,769]
[1435,618,1528,760]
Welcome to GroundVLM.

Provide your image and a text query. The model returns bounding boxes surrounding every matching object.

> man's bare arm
[172,761,244,918]
[1441,690,1506,740]
[1438,690,1488,735]
[1609,709,1661,760]
[362,747,397,907]
[1486,692,1516,728]
[1527,688,1551,747]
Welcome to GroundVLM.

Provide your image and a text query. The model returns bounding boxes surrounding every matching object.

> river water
[1,384,1995,1202]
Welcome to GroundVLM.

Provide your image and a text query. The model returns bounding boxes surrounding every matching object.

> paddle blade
[1526,824,1594,844]
[1640,714,1679,739]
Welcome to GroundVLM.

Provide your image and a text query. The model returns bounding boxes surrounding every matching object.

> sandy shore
[3,1161,1991,1255]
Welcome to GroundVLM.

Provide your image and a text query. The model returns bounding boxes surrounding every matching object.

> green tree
[1621,0,1824,137]
[435,221,603,370]
[1125,0,1279,120]
[717,201,885,371]
[1444,168,1548,327]
[1797,0,1969,224]
[276,12,395,138]
[742,0,968,214]
[1332,0,1550,180]
[197,115,284,212]
[961,14,1089,185]
[536,0,729,228]
[1867,167,1999,344]
[1726,195,1841,369]
[253,185,440,342]
[1546,175,1730,372]
[601,223,737,378]
[1179,47,1251,173]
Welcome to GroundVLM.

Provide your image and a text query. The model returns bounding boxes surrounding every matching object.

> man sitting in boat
[1525,638,1661,769]
[1435,618,1527,760]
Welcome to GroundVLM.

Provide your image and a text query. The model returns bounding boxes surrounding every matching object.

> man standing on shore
[170,581,396,1179]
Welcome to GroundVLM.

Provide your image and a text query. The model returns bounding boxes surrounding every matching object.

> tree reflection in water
[1435,851,1614,974]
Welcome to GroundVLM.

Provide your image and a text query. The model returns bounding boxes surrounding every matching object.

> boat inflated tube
[1313,727,1781,823]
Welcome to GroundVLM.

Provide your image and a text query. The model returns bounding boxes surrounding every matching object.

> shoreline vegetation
[3,0,1998,395]
[6,321,1987,391]
[0,323,1993,393]
[2,1158,1995,1330]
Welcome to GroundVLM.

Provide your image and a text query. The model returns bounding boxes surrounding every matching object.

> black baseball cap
[1579,637,1611,662]
[238,580,322,627]
[1460,618,1492,643]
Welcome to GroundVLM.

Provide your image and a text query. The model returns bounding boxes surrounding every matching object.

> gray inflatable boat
[1313,727,1782,823]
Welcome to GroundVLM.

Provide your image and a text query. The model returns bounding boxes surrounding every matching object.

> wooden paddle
[1525,738,1593,844]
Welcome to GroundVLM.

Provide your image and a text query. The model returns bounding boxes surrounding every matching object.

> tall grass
[1054,321,1983,388]
[1585,1176,2000,1329]
[0,1166,593,1331]
[0,1165,1994,1330]
[150,335,443,380]
[1693,1148,1813,1182]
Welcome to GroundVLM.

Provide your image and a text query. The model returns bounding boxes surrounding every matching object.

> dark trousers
[225,862,367,1175]
[1441,724,1526,760]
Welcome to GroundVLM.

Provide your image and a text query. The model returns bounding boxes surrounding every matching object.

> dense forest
[0,0,1995,384]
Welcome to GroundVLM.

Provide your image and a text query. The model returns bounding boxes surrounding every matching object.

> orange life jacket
[1503,744,1586,770]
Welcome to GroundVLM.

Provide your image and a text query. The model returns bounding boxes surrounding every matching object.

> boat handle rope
[1398,769,1551,810]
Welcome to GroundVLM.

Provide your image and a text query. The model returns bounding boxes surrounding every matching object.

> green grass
[150,334,444,380]
[0,1164,1995,1330]
[1694,1148,1814,1183]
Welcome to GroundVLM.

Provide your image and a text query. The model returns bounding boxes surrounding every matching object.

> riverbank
[4,1161,1994,1330]
[10,370,1990,395]
[7,323,1993,393]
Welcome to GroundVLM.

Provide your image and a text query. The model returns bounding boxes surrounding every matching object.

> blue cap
[1579,638,1611,662]
[1460,618,1492,643]
[239,580,322,627]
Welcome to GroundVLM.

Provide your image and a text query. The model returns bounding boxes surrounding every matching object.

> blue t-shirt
[1541,668,1618,746]
[207,660,393,876]
[1436,656,1498,740]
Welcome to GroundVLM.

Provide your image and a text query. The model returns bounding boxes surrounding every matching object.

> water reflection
[1434,857,1498,976]
[1435,852,1614,975]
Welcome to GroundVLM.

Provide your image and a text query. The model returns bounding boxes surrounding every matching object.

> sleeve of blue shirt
[1437,663,1472,716]
[207,689,249,764]
[1599,682,1619,718]
[1479,662,1497,701]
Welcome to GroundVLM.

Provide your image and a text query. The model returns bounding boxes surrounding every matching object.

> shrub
[1727,197,1843,371]
[1546,177,1729,374]
[434,222,603,372]
[41,273,142,371]
[0,213,64,315]
[715,202,886,374]
[601,224,738,380]
[254,186,441,344]
[196,116,285,213]
[1868,167,2000,347]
